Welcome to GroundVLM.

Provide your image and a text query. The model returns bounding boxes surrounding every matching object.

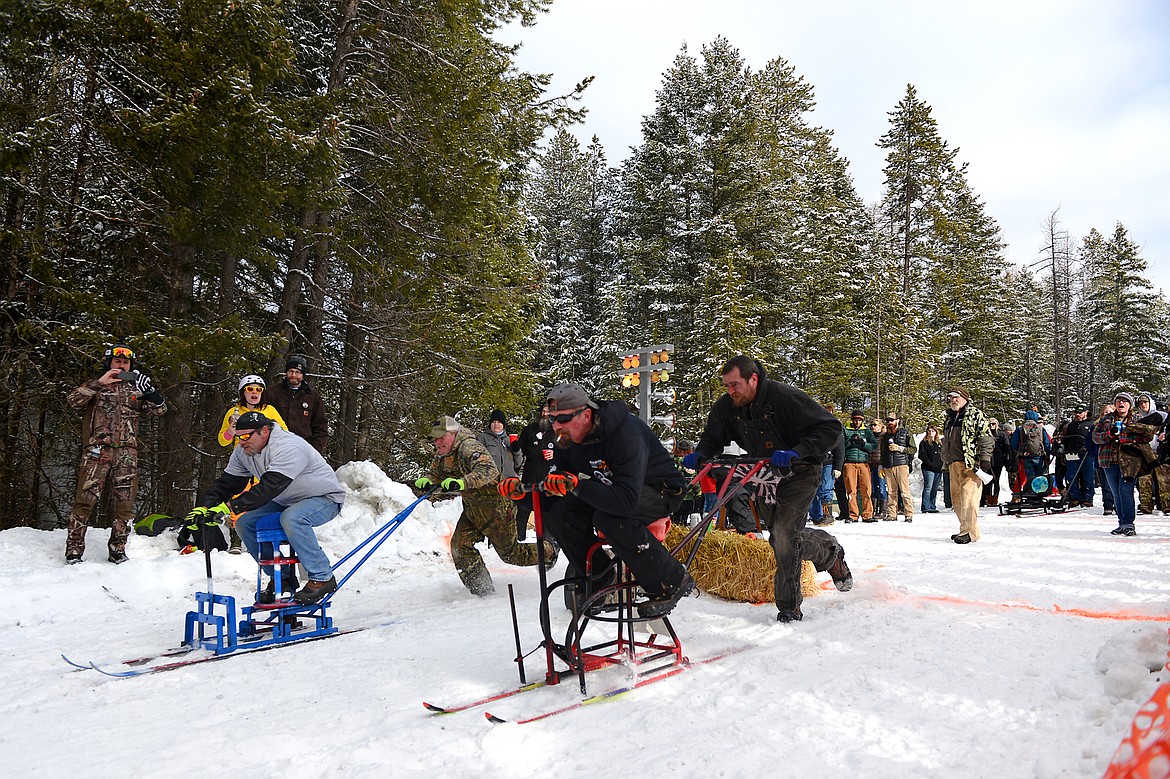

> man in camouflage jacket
[420,416,554,596]
[65,344,166,563]
[941,386,994,544]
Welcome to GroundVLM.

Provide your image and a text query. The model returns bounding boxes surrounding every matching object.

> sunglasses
[111,346,134,358]
[885,418,897,422]
[235,430,259,442]
[549,408,586,424]
[242,384,263,393]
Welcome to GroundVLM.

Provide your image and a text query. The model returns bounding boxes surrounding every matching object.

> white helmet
[238,374,266,393]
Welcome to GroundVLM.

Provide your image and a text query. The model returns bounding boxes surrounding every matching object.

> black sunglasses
[549,408,587,424]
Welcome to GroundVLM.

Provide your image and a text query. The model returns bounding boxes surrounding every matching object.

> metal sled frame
[509,458,771,695]
[181,489,435,656]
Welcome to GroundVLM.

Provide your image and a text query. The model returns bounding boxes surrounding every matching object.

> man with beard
[686,356,852,623]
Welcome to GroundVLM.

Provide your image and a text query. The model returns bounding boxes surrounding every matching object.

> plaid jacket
[1091,413,1157,471]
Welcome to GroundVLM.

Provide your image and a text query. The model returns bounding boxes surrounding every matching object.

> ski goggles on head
[548,408,587,425]
[110,346,134,358]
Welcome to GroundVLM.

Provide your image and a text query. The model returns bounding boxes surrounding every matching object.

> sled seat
[255,513,298,601]
[597,516,672,544]
[586,516,673,591]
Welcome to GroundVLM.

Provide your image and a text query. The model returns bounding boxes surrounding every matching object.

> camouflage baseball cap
[430,415,460,438]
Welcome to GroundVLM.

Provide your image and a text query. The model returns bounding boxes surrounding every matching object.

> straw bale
[666,525,820,603]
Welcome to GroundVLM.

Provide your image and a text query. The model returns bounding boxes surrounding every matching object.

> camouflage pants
[451,492,549,596]
[66,447,138,558]
[1137,465,1170,512]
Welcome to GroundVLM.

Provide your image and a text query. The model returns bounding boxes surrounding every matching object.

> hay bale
[666,525,819,603]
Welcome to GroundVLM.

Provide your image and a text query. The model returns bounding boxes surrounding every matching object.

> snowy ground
[2,460,1167,778]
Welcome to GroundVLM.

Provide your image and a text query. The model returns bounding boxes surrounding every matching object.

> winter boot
[228,526,243,555]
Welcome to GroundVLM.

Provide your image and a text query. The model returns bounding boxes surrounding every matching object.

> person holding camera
[64,343,166,564]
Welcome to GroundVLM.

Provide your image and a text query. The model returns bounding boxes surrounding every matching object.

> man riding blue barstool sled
[185,411,345,605]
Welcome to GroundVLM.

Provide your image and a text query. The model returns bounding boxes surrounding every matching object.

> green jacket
[842,423,876,463]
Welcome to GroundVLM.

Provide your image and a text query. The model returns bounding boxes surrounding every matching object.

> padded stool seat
[254,513,298,604]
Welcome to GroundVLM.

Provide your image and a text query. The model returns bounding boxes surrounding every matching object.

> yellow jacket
[217,403,288,447]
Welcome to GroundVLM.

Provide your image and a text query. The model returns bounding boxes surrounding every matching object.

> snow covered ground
[2,460,1167,778]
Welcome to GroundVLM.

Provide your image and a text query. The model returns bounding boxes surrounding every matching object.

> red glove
[497,477,526,500]
[542,472,579,497]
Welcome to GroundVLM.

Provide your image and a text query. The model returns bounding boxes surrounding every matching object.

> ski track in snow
[2,461,1167,778]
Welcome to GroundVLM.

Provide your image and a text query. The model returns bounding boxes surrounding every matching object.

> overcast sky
[501,0,1170,291]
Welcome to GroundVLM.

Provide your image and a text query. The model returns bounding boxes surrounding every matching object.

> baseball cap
[430,415,460,438]
[546,383,599,412]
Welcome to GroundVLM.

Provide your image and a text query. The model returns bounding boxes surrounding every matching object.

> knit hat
[430,415,461,438]
[489,409,507,425]
[946,387,971,401]
[546,383,599,412]
[849,409,865,419]
[103,343,136,370]
[1024,410,1040,422]
[285,355,307,372]
[1114,392,1136,406]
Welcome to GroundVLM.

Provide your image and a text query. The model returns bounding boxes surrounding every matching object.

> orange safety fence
[1102,628,1170,779]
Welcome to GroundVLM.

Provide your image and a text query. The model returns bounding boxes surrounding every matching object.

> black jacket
[917,438,944,473]
[518,419,556,484]
[550,400,685,518]
[880,426,914,468]
[694,365,841,468]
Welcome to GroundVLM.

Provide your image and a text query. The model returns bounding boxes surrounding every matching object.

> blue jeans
[237,497,341,581]
[1021,456,1047,493]
[1065,453,1096,503]
[1102,465,1136,526]
[921,470,943,511]
[870,465,887,501]
[808,464,836,519]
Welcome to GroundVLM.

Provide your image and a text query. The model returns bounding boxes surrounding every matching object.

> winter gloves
[542,472,579,497]
[497,477,526,500]
[770,450,799,468]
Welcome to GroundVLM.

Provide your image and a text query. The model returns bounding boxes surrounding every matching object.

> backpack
[1020,420,1046,457]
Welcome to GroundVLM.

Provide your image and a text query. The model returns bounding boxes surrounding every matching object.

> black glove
[850,434,861,445]
[978,460,992,473]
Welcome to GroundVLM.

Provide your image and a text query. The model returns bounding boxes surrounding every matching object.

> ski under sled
[63,489,434,672]
[425,460,772,721]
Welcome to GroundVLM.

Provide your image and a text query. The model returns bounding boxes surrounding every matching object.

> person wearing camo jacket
[64,344,167,565]
[417,416,555,597]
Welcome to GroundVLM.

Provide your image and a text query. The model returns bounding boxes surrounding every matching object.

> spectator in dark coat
[918,425,944,513]
[263,355,329,454]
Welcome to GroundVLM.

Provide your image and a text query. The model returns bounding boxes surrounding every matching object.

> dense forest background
[3,1,1167,529]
